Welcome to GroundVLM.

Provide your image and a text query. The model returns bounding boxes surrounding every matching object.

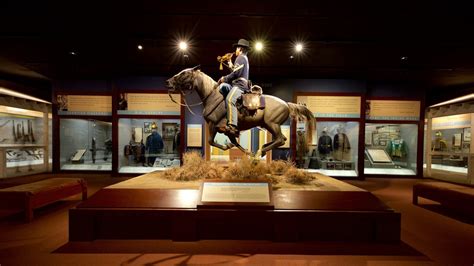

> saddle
[241,85,265,111]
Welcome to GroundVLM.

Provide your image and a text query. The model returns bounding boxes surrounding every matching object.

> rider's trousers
[225,86,243,127]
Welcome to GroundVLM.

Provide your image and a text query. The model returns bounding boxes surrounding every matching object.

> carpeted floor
[0,174,473,265]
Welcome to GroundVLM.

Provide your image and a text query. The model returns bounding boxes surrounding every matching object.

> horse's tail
[288,102,316,146]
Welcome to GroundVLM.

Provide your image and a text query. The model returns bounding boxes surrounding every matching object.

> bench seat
[413,181,474,216]
[0,178,87,222]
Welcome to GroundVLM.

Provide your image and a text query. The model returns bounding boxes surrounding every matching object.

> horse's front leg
[208,126,234,150]
[227,135,252,155]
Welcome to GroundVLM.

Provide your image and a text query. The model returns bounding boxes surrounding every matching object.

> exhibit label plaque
[297,95,361,118]
[201,182,270,203]
[187,124,202,147]
[432,114,471,130]
[119,93,181,115]
[366,100,420,121]
[281,125,290,148]
[58,95,112,115]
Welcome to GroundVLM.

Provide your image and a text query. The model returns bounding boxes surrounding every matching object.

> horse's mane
[195,70,217,92]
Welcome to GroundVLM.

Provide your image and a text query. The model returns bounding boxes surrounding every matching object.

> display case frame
[364,97,425,178]
[294,92,365,179]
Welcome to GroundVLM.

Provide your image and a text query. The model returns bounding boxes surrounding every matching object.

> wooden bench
[0,178,87,222]
[413,181,474,216]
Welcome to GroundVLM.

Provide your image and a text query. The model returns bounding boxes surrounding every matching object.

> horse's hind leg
[260,123,287,157]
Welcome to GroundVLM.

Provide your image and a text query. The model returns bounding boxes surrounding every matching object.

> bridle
[167,73,216,116]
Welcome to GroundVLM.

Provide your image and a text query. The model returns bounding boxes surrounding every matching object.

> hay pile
[162,151,315,185]
[162,151,224,181]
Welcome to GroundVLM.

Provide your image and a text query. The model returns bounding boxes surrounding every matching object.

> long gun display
[13,120,17,142]
[22,121,29,142]
[28,120,35,143]
[16,123,22,140]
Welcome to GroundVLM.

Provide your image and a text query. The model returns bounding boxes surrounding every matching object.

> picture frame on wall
[144,122,151,133]
[464,128,471,141]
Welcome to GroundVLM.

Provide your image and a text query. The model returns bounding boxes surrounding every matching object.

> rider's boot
[225,124,239,137]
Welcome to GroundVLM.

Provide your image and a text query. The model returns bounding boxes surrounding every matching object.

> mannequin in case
[318,127,332,159]
[333,124,351,161]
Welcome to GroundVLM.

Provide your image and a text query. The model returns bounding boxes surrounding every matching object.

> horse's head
[165,65,201,94]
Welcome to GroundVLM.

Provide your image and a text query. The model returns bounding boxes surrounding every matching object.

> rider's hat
[233,39,250,48]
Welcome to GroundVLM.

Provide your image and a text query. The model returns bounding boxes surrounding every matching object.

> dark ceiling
[1,1,474,91]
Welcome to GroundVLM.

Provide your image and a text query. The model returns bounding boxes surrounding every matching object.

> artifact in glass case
[0,97,50,178]
[318,127,332,160]
[364,123,418,175]
[333,124,351,161]
[296,121,358,177]
[119,118,180,173]
[59,119,112,171]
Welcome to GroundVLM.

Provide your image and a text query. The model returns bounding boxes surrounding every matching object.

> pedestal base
[69,188,400,242]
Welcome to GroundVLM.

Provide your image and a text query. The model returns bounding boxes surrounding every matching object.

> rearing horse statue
[165,65,315,157]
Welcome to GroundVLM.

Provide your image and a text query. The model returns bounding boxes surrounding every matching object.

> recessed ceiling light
[137,45,143,50]
[69,51,76,55]
[295,43,303,52]
[401,56,408,60]
[179,41,188,51]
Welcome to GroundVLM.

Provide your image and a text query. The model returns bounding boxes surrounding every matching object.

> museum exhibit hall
[1,1,474,265]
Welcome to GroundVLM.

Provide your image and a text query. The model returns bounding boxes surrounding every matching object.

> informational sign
[297,95,361,118]
[118,93,181,115]
[432,114,471,130]
[366,100,420,121]
[201,182,270,203]
[57,95,112,115]
[281,125,290,148]
[187,124,202,147]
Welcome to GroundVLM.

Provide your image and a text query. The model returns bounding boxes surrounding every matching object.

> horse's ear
[192,65,201,71]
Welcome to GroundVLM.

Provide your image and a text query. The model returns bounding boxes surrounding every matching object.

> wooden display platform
[69,188,400,242]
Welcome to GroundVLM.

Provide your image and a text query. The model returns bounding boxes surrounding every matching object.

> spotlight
[69,51,76,56]
[255,41,263,51]
[179,41,188,51]
[401,56,408,61]
[295,43,303,52]
[137,45,143,50]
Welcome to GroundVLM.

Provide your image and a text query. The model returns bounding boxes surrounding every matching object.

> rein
[168,77,217,116]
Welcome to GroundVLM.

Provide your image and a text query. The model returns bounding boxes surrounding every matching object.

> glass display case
[118,118,181,173]
[428,114,471,177]
[297,121,359,177]
[59,118,112,171]
[364,123,418,175]
[425,101,473,185]
[0,105,50,178]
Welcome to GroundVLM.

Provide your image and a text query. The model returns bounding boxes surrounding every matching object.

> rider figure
[218,38,250,137]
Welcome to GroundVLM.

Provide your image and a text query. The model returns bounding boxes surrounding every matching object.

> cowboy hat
[232,39,250,48]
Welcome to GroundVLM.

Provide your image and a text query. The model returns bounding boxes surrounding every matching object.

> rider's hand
[228,60,233,69]
[218,77,224,84]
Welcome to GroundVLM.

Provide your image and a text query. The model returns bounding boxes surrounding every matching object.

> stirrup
[226,125,239,136]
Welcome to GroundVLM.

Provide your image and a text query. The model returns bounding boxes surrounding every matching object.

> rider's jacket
[223,54,249,92]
